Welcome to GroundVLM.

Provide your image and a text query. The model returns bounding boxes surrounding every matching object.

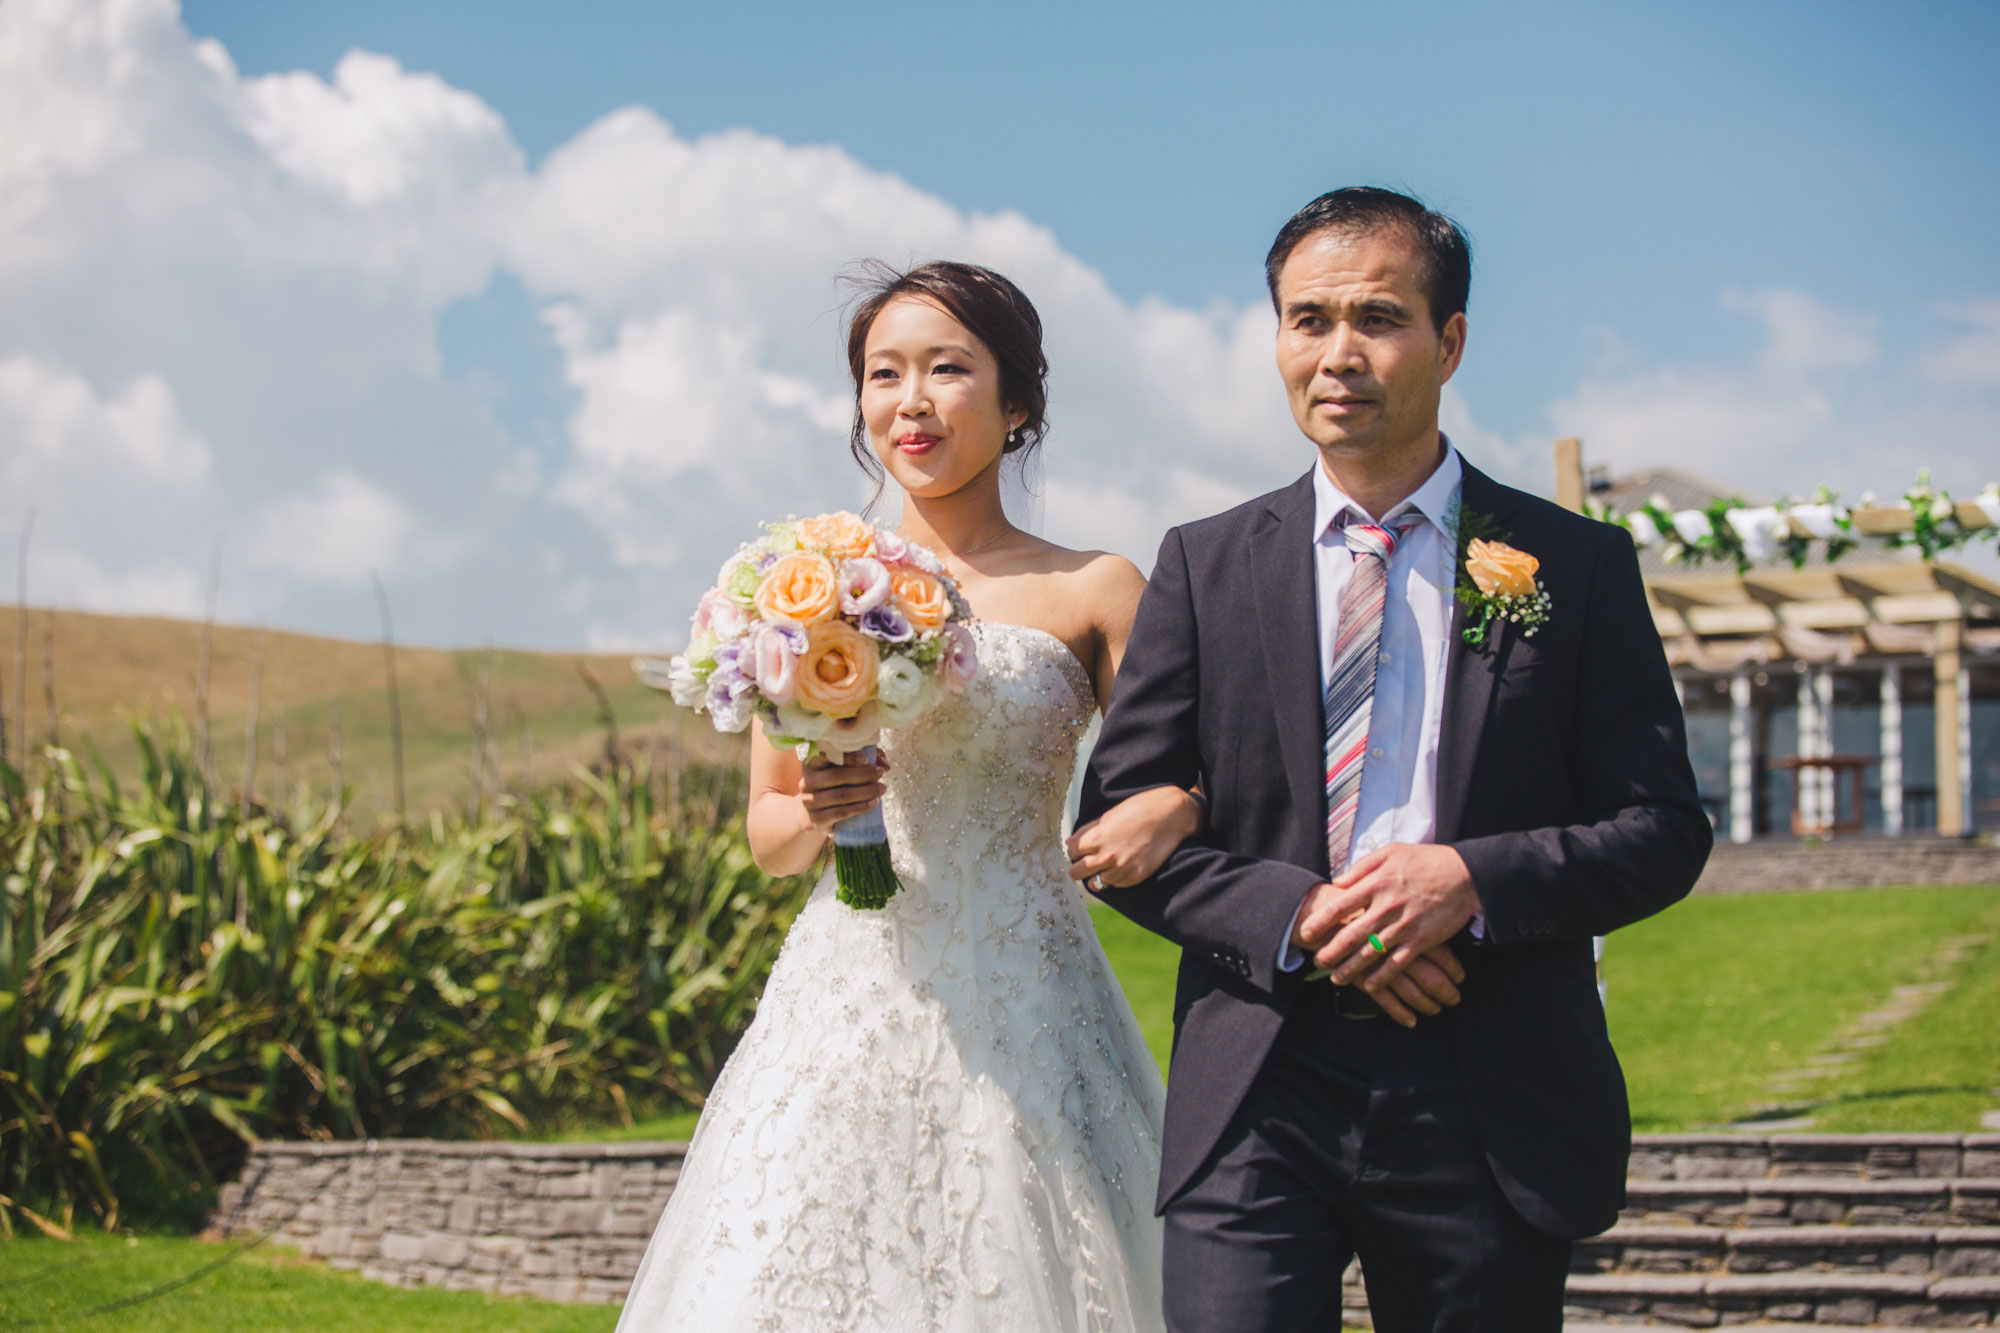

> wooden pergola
[1553,440,2000,840]
[1647,560,2000,840]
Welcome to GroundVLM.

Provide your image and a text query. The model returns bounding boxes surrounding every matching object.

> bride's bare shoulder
[1018,537,1143,591]
[1015,539,1145,620]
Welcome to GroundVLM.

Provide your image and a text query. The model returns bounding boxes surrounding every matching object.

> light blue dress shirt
[1279,443,1465,970]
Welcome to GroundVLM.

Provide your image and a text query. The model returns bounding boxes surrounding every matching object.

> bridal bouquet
[643,512,979,909]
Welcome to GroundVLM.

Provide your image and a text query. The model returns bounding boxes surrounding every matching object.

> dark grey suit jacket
[1083,460,1711,1237]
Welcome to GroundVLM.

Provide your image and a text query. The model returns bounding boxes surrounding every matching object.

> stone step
[1563,1271,2000,1326]
[1576,1224,2000,1277]
[1343,1269,2000,1328]
[1621,1176,2000,1229]
[1630,1133,2000,1182]
[1563,1325,1882,1332]
[1562,1325,1887,1332]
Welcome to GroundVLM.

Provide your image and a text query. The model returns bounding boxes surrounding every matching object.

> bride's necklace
[952,526,1015,559]
[909,524,1015,567]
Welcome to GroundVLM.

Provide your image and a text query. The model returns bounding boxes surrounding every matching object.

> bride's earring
[1005,426,1018,449]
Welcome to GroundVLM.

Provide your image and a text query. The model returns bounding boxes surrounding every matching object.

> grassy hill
[0,605,736,820]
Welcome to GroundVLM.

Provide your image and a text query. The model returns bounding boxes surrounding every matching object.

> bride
[615,261,1197,1332]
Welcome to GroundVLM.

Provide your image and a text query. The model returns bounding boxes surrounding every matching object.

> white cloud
[247,471,425,587]
[238,50,518,209]
[0,354,217,615]
[3,0,1991,651]
[0,355,211,479]
[0,0,1318,646]
[30,548,207,620]
[1544,287,2000,502]
[1925,300,2000,387]
[1724,288,1876,374]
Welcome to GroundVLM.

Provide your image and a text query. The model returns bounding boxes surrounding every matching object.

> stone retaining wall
[219,1134,2000,1311]
[1694,837,2000,894]
[213,1139,687,1303]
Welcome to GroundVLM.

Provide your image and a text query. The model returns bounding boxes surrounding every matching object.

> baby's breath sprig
[1459,583,1553,647]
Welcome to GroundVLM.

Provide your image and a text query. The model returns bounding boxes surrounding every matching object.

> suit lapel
[1434,463,1522,843]
[1249,470,1329,874]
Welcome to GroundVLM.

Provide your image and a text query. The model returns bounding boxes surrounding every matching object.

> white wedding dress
[616,623,1169,1332]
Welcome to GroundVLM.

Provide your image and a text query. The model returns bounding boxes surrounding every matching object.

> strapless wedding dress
[616,623,1168,1332]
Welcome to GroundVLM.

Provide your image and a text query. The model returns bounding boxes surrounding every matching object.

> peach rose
[794,619,880,719]
[754,553,840,627]
[796,511,876,563]
[890,566,951,631]
[1466,538,1540,599]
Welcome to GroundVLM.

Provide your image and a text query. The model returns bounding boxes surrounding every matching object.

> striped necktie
[1324,514,1421,875]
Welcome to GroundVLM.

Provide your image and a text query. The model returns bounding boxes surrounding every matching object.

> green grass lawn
[0,1231,619,1331]
[530,1108,703,1143]
[1090,887,2000,1133]
[1603,885,2000,1130]
[546,888,2000,1143]
[1089,901,1180,1080]
[1808,898,2000,1131]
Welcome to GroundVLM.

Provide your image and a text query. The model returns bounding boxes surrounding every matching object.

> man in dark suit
[1069,187,1712,1331]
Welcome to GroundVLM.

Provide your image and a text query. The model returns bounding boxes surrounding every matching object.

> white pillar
[1796,669,1818,832]
[1960,659,1976,835]
[1814,666,1837,826]
[1729,670,1755,844]
[1881,664,1904,837]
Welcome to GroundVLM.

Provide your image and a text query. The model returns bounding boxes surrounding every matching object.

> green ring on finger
[1367,933,1386,955]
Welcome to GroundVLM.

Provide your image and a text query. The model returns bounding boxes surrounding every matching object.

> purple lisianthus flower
[859,604,915,643]
[705,646,756,733]
[711,639,747,677]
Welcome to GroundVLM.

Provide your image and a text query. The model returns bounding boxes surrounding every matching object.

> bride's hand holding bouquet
[645,510,979,908]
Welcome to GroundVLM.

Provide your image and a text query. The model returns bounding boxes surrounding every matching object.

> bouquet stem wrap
[829,745,899,909]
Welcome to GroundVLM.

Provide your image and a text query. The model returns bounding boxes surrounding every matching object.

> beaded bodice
[875,621,1098,923]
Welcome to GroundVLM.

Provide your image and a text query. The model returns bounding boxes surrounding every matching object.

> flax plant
[0,725,804,1233]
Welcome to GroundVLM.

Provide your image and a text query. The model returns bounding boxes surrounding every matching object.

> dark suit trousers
[1162,986,1572,1333]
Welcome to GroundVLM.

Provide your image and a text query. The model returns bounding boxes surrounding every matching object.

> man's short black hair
[1264,187,1471,333]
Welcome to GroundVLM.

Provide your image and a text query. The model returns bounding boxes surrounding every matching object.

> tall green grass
[0,728,805,1235]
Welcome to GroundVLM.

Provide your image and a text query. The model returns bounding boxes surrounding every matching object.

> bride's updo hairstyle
[842,260,1050,501]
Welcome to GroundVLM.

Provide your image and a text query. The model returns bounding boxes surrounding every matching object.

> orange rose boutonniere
[1455,521,1553,647]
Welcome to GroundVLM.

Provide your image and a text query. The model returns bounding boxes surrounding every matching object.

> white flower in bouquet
[876,654,933,728]
[838,558,892,615]
[666,657,708,709]
[771,700,834,745]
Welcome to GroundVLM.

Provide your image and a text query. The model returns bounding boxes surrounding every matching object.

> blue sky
[4,0,1996,646]
[184,0,2000,432]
